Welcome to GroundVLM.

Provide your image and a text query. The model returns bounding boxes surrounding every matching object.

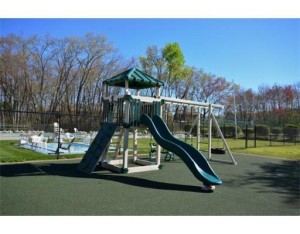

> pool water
[20,142,90,155]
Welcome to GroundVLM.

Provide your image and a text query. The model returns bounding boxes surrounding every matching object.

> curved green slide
[140,114,222,186]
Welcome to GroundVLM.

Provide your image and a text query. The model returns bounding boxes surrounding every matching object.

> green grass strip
[1,136,300,163]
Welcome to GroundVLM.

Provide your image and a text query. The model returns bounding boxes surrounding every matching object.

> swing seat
[211,147,226,154]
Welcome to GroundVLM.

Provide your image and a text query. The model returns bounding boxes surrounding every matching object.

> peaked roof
[103,68,164,89]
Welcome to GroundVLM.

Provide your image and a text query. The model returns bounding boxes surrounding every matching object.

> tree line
[1,33,299,130]
[0,33,136,128]
[225,83,300,127]
[138,43,300,127]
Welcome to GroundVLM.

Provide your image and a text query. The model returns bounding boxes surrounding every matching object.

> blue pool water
[21,142,90,155]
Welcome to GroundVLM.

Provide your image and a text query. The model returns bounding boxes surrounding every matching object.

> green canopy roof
[103,68,164,89]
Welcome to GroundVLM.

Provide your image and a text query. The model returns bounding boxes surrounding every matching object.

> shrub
[242,127,254,134]
[222,125,242,138]
[201,127,208,136]
[283,124,300,141]
[183,124,199,136]
[271,127,282,135]
[255,125,270,138]
[242,127,254,139]
[184,124,192,133]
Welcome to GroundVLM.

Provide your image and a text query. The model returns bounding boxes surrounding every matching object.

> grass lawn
[1,136,300,163]
[0,140,83,162]
[197,138,300,160]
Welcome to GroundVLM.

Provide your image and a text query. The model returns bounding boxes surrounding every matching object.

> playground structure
[77,68,237,190]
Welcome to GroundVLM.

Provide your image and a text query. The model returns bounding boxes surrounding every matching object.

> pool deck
[0,153,299,215]
[0,137,21,140]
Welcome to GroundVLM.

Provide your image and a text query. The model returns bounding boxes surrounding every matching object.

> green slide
[141,114,222,186]
[77,123,118,174]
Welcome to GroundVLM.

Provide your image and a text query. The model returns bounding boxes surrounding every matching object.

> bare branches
[0,33,128,126]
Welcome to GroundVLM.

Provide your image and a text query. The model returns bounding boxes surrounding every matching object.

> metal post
[245,125,248,148]
[254,125,257,148]
[208,104,212,160]
[197,107,201,151]
[233,93,238,139]
[270,128,272,147]
[55,112,61,160]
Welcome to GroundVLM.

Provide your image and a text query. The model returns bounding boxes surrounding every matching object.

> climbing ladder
[77,123,118,174]
[112,128,124,159]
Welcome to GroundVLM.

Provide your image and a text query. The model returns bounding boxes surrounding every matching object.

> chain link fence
[0,110,102,133]
[1,109,299,148]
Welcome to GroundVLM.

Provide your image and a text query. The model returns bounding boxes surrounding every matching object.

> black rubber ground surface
[1,153,299,215]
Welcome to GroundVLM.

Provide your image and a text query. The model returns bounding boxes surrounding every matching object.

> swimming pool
[20,142,90,155]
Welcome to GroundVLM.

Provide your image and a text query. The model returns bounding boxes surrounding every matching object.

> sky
[1,18,299,91]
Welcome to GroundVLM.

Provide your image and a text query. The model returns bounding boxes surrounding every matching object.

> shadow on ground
[0,162,211,193]
[229,160,300,206]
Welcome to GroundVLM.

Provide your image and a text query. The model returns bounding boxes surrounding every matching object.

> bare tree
[26,35,57,112]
